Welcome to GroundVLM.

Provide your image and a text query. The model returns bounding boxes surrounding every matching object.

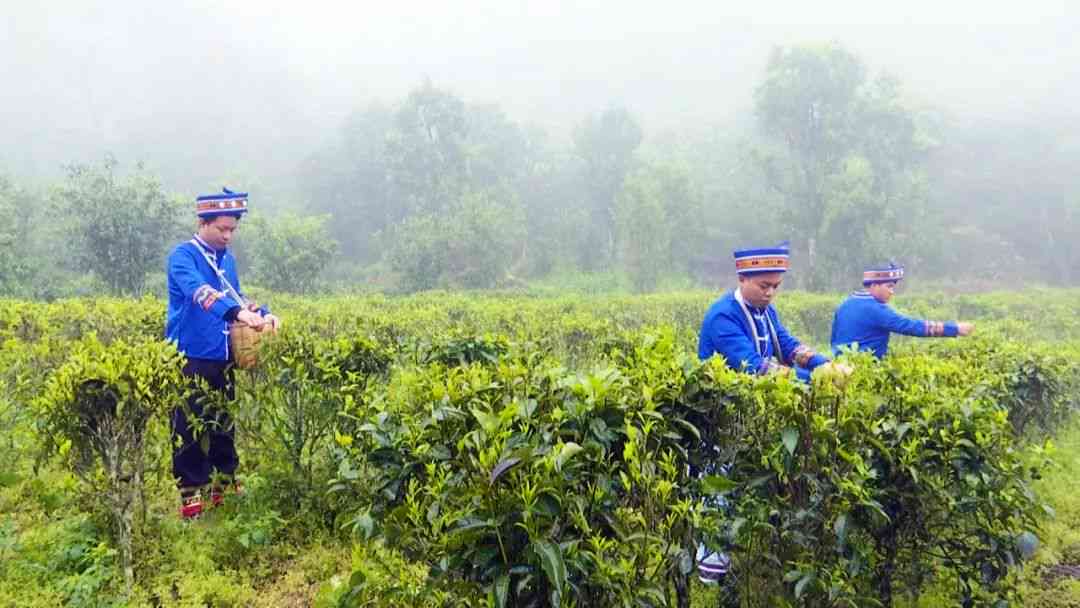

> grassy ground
[1015,419,1080,607]
[0,463,353,607]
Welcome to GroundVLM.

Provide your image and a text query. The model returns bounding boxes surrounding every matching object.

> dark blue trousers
[171,358,239,488]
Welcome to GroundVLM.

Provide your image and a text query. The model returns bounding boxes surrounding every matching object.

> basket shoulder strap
[189,238,248,307]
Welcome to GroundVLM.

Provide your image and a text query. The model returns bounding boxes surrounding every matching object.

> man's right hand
[812,361,853,389]
[957,322,975,337]
[236,309,267,331]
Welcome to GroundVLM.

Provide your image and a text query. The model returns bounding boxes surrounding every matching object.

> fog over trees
[1,1,1077,296]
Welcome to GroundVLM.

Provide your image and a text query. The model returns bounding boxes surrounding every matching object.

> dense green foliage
[240,213,339,295]
[1,289,1078,606]
[52,158,188,296]
[35,338,188,590]
[753,43,936,290]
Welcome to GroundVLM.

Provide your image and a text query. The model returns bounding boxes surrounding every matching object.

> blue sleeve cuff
[944,322,959,337]
[807,354,830,370]
[224,306,241,323]
[795,367,812,383]
[208,296,241,320]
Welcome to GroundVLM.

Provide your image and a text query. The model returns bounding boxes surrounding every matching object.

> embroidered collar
[733,288,780,358]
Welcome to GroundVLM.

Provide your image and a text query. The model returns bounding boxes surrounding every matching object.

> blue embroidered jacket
[830,291,958,359]
[165,236,264,361]
[698,289,829,382]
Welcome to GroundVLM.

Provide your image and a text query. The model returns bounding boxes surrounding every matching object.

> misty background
[2,1,1078,297]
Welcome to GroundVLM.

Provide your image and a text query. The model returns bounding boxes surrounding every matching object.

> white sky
[2,0,1077,175]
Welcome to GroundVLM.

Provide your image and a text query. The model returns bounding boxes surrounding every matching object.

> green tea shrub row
[4,291,1077,606]
[333,333,1054,607]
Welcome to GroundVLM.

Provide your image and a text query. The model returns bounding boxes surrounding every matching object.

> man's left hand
[264,314,281,334]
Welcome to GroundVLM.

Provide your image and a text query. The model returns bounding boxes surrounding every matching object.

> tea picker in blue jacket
[830,262,974,359]
[695,242,850,594]
[699,242,841,381]
[165,188,281,519]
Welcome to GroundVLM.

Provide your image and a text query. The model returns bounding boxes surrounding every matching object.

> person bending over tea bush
[696,241,852,593]
[830,261,974,359]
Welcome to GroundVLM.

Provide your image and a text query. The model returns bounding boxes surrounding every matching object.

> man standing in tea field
[695,243,850,592]
[830,262,974,359]
[165,188,280,519]
[698,242,840,382]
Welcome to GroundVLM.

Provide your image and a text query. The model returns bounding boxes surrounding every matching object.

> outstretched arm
[874,305,966,338]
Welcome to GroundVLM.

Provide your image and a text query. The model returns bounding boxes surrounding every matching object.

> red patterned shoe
[210,486,224,507]
[179,491,203,520]
[210,478,242,506]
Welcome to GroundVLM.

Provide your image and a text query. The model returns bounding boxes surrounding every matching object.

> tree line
[1,41,1077,298]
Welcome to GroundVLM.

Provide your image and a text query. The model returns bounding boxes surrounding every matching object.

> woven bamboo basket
[229,323,263,369]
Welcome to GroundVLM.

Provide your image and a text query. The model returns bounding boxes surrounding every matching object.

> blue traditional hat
[863,261,904,286]
[733,241,790,275]
[196,188,248,219]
